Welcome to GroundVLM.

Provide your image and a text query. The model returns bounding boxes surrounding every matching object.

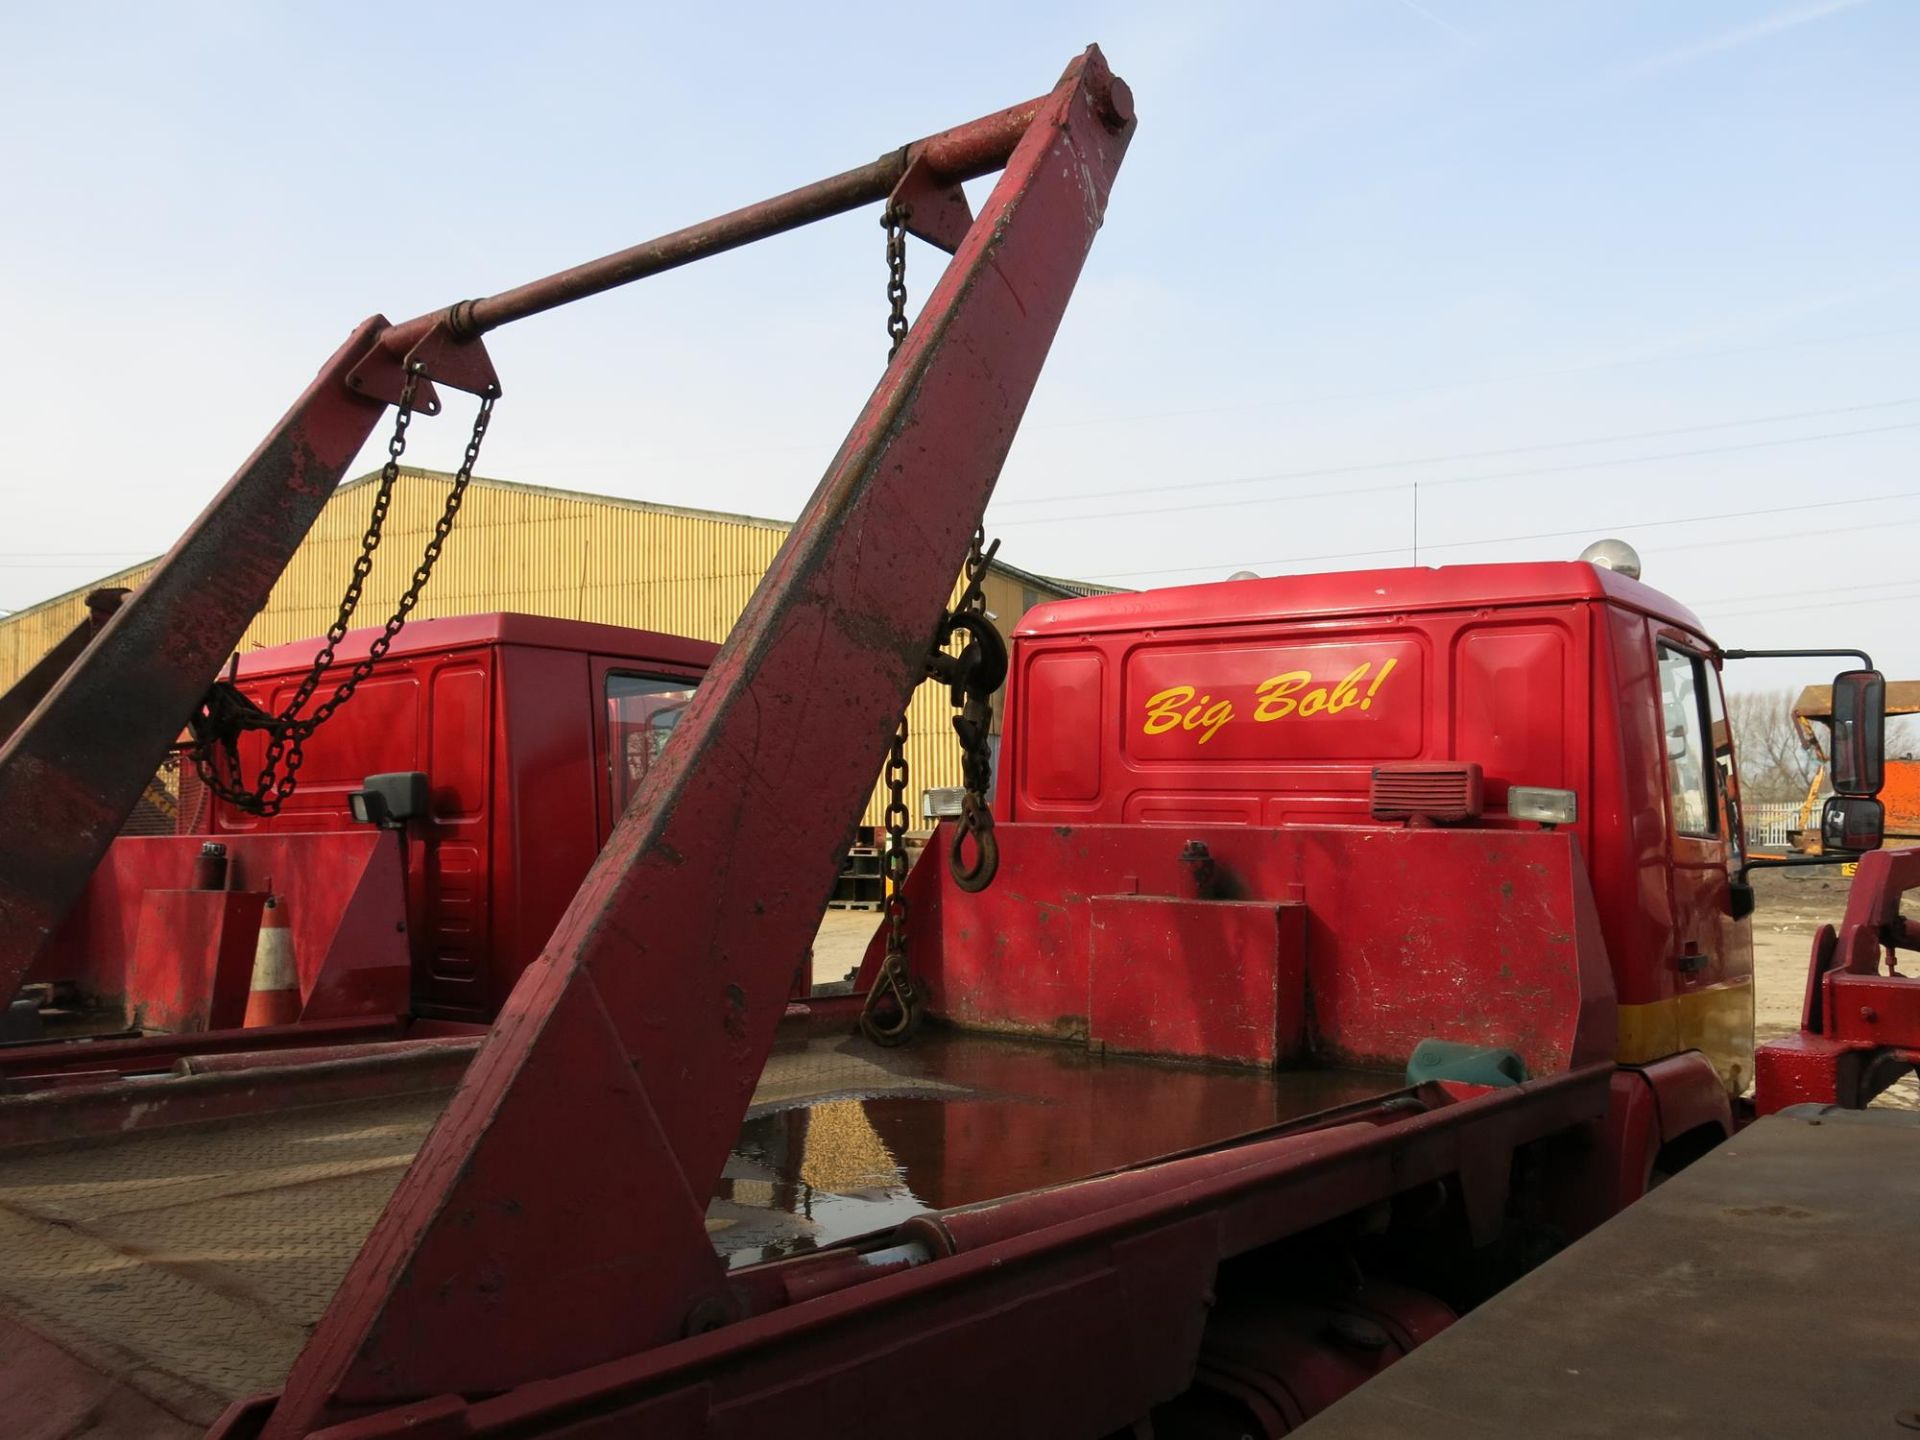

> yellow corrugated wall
[0,560,157,687]
[0,470,1073,829]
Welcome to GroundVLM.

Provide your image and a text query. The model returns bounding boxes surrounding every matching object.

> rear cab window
[606,672,698,818]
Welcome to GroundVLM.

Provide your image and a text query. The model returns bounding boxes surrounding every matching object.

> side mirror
[1821,795,1884,855]
[1828,668,1885,796]
[1727,876,1757,921]
[349,771,430,829]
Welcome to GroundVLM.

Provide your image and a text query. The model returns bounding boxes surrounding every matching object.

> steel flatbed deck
[1297,1106,1920,1440]
[0,1027,1396,1430]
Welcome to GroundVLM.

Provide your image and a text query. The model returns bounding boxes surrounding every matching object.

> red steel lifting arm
[0,336,391,984]
[0,51,1128,1006]
[261,48,1134,1435]
[0,587,125,748]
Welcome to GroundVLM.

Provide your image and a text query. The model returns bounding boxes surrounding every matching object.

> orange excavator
[1792,680,1920,852]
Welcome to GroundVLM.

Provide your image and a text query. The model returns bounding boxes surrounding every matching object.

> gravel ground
[810,909,884,987]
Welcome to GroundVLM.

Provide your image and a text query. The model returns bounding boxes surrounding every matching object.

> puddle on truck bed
[708,1030,1395,1268]
[0,1029,1396,1419]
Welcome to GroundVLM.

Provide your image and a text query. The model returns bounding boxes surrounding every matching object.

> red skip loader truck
[1,45,1915,1440]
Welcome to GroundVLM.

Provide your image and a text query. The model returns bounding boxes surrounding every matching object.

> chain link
[859,206,926,1044]
[883,203,911,360]
[857,219,1002,1042]
[860,715,923,1045]
[942,528,1003,893]
[186,370,496,817]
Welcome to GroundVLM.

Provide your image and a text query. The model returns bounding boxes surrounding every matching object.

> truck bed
[0,1029,1396,1428]
[1297,1105,1920,1439]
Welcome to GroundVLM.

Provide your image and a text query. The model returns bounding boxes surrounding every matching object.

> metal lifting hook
[860,950,925,1046]
[948,792,999,893]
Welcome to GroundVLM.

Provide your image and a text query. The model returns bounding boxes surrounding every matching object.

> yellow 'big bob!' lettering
[1140,658,1399,744]
[1253,659,1397,721]
[1142,686,1235,744]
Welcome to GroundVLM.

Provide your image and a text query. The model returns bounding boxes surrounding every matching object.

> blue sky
[1,0,1914,690]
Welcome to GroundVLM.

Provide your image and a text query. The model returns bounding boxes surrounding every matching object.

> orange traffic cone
[243,895,301,1028]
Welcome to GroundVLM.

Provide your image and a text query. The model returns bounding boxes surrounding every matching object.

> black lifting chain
[883,201,911,360]
[930,529,1007,894]
[859,212,1006,1046]
[862,205,923,1045]
[859,535,1010,1048]
[859,716,923,1046]
[861,211,928,1046]
[184,367,495,817]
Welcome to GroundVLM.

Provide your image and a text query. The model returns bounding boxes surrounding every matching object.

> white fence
[1744,800,1804,851]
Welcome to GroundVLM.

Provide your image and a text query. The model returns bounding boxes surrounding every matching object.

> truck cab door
[1653,638,1755,1092]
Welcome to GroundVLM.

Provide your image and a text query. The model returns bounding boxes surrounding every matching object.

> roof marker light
[1578,538,1642,580]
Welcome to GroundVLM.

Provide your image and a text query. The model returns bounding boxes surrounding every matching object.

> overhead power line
[1708,585,1920,625]
[990,419,1920,529]
[994,395,1920,510]
[1693,576,1920,609]
[1078,493,1920,583]
[1031,321,1920,433]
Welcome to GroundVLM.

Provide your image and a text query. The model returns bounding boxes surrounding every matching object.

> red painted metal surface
[1086,895,1308,1067]
[894,821,1616,1080]
[125,889,267,1032]
[1003,566,1752,1039]
[1013,562,1708,642]
[0,323,391,996]
[0,587,126,748]
[252,51,1135,1434]
[1552,1053,1735,1237]
[209,1070,1605,1440]
[207,613,714,1020]
[1161,1279,1457,1436]
[1755,844,1920,1112]
[9,606,701,1040]
[35,831,409,1025]
[0,45,1798,1440]
[0,1014,405,1086]
[173,1035,480,1074]
[1636,1049,1735,1149]
[0,1041,469,1149]
[356,83,1098,356]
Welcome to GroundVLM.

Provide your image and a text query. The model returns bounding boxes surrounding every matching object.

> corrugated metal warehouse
[0,467,1101,829]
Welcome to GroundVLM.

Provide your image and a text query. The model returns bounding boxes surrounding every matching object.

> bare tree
[1727,690,1818,804]
[1728,689,1920,802]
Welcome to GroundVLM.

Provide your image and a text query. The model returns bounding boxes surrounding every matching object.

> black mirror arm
[1737,853,1865,882]
[1720,647,1875,668]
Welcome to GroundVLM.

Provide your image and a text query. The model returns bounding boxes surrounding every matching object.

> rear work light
[1508,786,1578,826]
[1370,763,1484,823]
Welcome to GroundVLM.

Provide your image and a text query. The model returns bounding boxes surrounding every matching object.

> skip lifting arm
[0,48,1134,1437]
[266,46,1132,1436]
[0,49,1132,1006]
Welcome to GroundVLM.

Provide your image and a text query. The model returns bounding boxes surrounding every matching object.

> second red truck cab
[1000,560,1753,1094]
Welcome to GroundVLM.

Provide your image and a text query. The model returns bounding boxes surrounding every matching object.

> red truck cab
[210,613,715,1021]
[999,560,1753,1094]
[32,614,713,1030]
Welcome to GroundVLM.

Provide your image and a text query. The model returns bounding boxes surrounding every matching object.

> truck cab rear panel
[27,614,715,1032]
[1002,562,1755,1093]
